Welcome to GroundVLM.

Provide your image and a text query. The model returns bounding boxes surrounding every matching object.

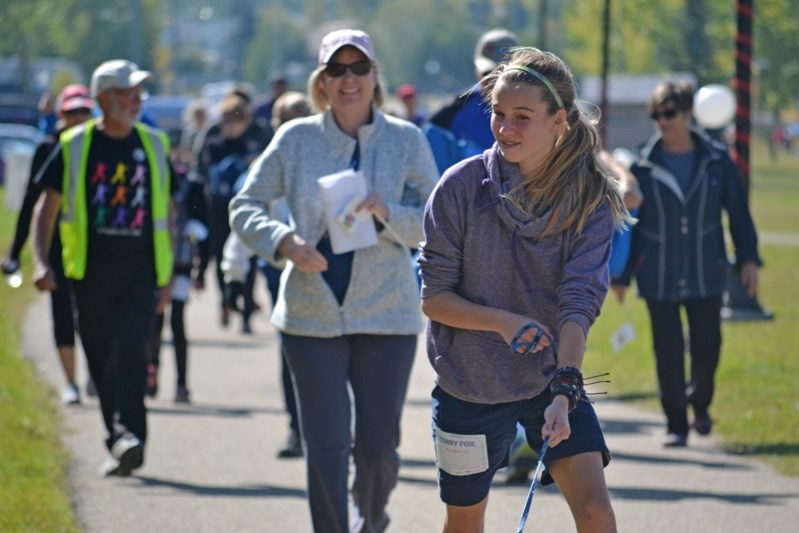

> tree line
[1,0,796,115]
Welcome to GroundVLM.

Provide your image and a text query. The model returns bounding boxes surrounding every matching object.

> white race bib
[434,427,489,476]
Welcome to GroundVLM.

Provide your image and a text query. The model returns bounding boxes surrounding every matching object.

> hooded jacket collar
[479,145,563,238]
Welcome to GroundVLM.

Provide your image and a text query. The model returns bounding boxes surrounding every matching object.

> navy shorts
[432,385,611,507]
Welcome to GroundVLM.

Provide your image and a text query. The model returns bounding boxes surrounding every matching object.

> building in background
[579,72,697,150]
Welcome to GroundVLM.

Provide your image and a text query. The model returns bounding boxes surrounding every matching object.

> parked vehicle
[141,95,189,139]
[0,123,42,186]
[0,93,40,129]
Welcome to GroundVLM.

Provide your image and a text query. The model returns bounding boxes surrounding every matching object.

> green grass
[749,149,799,234]
[0,189,80,532]
[585,145,799,475]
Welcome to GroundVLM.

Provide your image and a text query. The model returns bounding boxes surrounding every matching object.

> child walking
[418,47,631,532]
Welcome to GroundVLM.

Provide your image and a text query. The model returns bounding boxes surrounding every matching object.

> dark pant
[212,205,255,326]
[149,300,188,386]
[262,263,298,434]
[211,203,231,309]
[645,296,722,435]
[282,333,416,533]
[50,248,76,348]
[72,266,158,450]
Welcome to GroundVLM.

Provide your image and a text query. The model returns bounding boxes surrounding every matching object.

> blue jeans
[282,333,416,533]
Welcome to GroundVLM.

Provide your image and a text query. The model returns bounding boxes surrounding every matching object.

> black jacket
[618,129,760,302]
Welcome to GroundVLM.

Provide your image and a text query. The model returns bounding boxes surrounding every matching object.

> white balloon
[693,84,737,129]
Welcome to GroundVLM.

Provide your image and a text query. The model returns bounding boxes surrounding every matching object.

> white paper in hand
[611,322,636,352]
[318,169,378,254]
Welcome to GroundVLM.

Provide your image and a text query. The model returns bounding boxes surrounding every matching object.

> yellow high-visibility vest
[59,119,173,287]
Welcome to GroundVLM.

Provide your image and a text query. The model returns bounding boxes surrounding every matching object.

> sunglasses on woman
[324,60,373,78]
[650,108,679,121]
[63,108,93,118]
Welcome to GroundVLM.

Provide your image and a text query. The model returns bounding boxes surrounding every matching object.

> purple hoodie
[419,145,614,404]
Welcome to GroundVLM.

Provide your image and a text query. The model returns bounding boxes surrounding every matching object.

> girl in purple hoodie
[419,47,632,532]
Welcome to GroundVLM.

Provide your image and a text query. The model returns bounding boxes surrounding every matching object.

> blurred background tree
[0,0,795,118]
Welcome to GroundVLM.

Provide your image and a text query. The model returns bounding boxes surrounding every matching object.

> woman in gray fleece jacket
[419,48,631,532]
[229,30,438,533]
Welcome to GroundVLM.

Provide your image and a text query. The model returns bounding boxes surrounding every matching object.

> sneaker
[690,416,713,436]
[102,433,144,477]
[174,385,191,404]
[663,433,688,448]
[277,431,303,459]
[241,321,253,335]
[61,383,80,405]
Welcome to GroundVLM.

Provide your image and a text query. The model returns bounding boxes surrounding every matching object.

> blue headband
[506,66,565,110]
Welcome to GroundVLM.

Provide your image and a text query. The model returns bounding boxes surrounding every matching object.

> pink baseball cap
[57,84,94,113]
[395,84,417,99]
[318,29,376,65]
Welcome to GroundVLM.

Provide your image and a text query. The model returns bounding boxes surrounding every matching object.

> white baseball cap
[90,59,153,97]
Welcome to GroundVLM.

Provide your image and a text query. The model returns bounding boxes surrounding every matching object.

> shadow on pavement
[147,403,284,418]
[400,457,436,469]
[609,486,799,505]
[611,450,754,471]
[136,476,307,499]
[397,475,437,487]
[404,397,432,408]
[724,442,799,458]
[189,338,267,349]
[609,392,659,402]
[601,416,661,435]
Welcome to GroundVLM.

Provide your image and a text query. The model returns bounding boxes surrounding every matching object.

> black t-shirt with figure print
[37,127,176,284]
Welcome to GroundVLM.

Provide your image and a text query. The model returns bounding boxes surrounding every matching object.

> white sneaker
[101,433,144,477]
[61,383,80,405]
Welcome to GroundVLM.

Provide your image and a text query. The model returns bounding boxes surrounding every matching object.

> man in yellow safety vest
[32,59,175,477]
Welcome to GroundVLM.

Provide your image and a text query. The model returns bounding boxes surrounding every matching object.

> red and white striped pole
[732,0,753,192]
[724,0,772,321]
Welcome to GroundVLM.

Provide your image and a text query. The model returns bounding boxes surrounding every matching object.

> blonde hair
[271,91,311,130]
[481,47,632,237]
[307,57,385,113]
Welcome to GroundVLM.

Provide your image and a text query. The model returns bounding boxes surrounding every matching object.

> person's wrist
[550,393,570,410]
[277,232,297,258]
[549,366,583,412]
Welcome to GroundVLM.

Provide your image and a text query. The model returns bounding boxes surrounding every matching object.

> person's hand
[542,395,571,447]
[278,233,328,273]
[500,315,552,354]
[740,261,759,297]
[156,285,171,314]
[32,261,57,292]
[611,283,627,303]
[357,192,389,222]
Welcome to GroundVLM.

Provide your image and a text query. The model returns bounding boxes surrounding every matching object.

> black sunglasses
[324,60,373,78]
[650,108,679,121]
[63,108,93,117]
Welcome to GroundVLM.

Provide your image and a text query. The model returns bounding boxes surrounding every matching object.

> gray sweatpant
[282,333,416,533]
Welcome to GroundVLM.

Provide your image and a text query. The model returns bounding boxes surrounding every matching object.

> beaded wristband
[549,367,583,412]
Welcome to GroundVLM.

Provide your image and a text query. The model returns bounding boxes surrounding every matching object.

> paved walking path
[23,288,799,532]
